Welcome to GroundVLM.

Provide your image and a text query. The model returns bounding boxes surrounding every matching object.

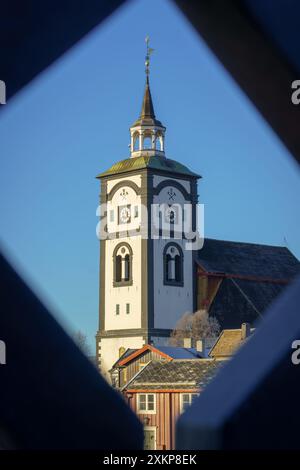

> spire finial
[145,35,154,78]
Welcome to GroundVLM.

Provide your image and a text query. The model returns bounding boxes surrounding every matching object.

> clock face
[119,205,131,224]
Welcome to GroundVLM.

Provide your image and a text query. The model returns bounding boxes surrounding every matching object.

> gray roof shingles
[154,346,201,359]
[208,277,279,327]
[198,239,299,329]
[198,238,299,279]
[126,360,222,390]
[112,346,202,370]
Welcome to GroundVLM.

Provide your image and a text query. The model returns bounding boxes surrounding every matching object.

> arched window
[175,255,181,282]
[115,255,122,282]
[124,254,130,281]
[143,132,152,149]
[113,243,133,286]
[133,132,139,151]
[166,253,173,280]
[163,243,183,286]
[155,132,163,151]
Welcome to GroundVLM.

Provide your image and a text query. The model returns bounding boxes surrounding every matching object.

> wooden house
[209,323,255,360]
[122,359,221,450]
[110,343,206,389]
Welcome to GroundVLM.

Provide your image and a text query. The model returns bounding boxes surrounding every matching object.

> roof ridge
[221,328,243,333]
[150,358,213,363]
[201,237,291,250]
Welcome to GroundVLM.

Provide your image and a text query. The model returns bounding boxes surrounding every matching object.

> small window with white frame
[180,393,198,413]
[164,243,184,286]
[137,393,156,414]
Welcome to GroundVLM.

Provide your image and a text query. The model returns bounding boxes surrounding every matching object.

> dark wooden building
[197,239,299,329]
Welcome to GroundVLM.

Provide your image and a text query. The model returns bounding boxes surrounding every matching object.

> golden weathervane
[145,35,154,76]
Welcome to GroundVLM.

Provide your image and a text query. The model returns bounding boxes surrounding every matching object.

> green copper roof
[96,155,201,179]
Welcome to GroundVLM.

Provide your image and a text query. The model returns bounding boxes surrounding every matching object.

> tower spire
[140,75,155,119]
[140,36,155,119]
[129,37,165,157]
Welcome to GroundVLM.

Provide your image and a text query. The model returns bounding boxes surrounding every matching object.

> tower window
[126,303,130,314]
[115,255,122,282]
[155,132,163,151]
[134,205,139,218]
[143,135,152,149]
[133,132,139,151]
[113,243,133,287]
[116,304,120,315]
[175,254,181,281]
[155,137,161,150]
[124,255,130,281]
[163,243,184,286]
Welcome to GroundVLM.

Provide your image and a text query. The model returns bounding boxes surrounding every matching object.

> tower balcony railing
[130,148,165,158]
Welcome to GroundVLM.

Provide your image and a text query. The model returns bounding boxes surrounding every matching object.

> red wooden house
[122,359,221,450]
[110,343,206,390]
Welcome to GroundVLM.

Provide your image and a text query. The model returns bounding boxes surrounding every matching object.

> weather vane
[145,35,154,76]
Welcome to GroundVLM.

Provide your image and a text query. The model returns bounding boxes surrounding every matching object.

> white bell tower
[96,39,201,380]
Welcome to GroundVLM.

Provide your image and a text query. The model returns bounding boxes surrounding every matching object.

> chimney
[196,339,205,354]
[183,337,192,348]
[241,323,250,340]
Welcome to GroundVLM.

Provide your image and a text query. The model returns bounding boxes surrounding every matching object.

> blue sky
[0,0,299,349]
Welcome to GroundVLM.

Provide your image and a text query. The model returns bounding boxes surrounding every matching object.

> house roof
[209,328,254,358]
[125,360,222,391]
[114,344,202,368]
[120,348,137,360]
[197,238,299,329]
[209,277,288,328]
[111,348,138,370]
[96,155,200,179]
[197,238,299,280]
[154,346,202,360]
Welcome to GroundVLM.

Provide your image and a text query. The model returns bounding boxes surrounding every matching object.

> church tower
[96,40,201,379]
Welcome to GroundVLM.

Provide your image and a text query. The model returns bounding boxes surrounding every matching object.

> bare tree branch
[169,310,220,346]
[72,330,91,357]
